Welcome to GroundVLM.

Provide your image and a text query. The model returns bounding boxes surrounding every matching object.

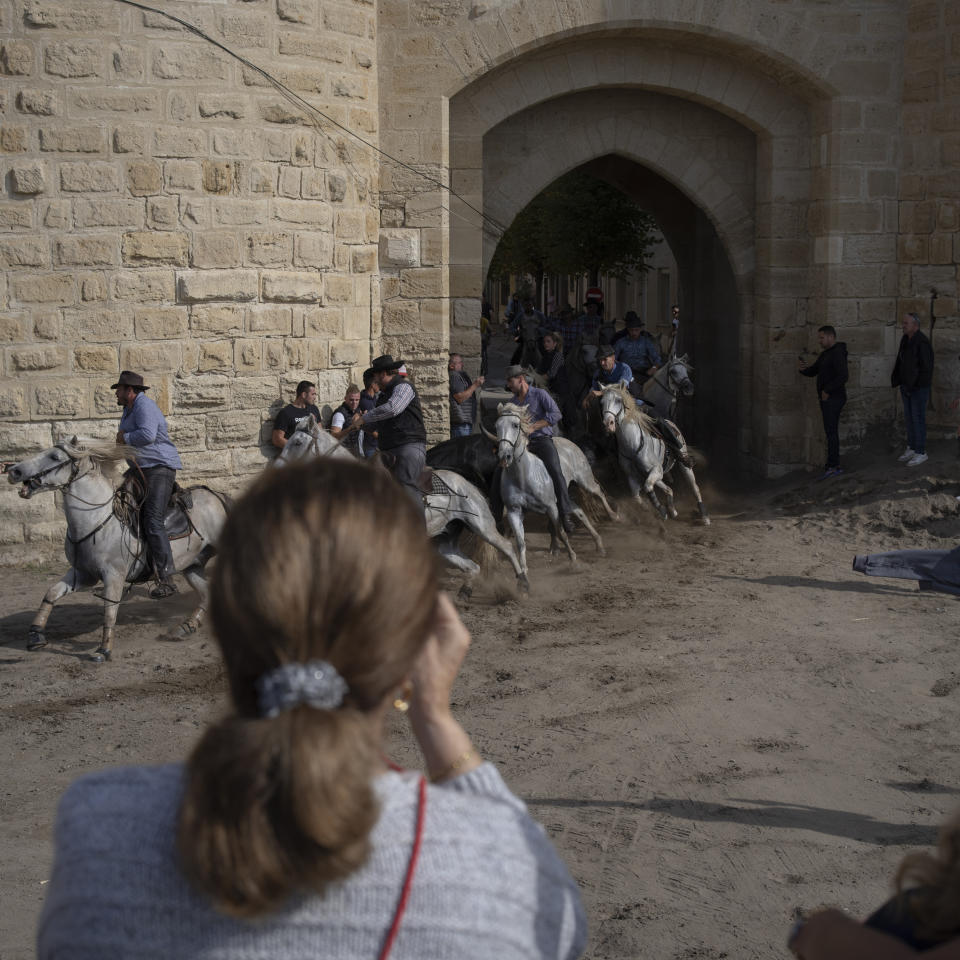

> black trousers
[141,465,177,579]
[820,396,845,468]
[490,436,573,519]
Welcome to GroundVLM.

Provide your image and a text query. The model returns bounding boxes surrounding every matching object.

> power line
[110,0,508,242]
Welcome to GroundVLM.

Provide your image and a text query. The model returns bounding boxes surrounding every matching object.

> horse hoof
[90,647,110,663]
[26,630,47,651]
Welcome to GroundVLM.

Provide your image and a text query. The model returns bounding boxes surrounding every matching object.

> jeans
[385,442,426,514]
[140,465,177,579]
[450,423,472,439]
[820,395,845,468]
[901,386,929,454]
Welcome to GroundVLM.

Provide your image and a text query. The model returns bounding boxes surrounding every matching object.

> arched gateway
[1,0,955,557]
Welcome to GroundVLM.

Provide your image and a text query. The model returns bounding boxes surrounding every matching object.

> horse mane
[57,436,132,485]
[498,402,533,434]
[601,384,658,430]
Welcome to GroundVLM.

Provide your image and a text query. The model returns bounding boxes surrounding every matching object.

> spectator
[330,384,363,455]
[358,367,379,458]
[891,312,934,467]
[448,353,484,439]
[37,459,587,960]
[799,325,848,480]
[272,380,322,451]
[536,330,578,434]
[788,810,960,958]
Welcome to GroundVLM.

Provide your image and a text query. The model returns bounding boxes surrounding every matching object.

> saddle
[417,468,457,499]
[118,471,195,542]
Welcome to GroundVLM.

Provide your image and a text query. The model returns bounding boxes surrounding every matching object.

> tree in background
[488,170,661,301]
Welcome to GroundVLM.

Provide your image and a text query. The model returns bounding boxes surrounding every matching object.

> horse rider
[329,384,363,455]
[510,297,547,368]
[614,313,661,393]
[584,345,634,406]
[492,364,575,534]
[272,380,322,450]
[353,355,427,509]
[113,370,182,598]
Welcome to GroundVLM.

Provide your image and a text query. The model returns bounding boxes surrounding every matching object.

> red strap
[377,775,426,960]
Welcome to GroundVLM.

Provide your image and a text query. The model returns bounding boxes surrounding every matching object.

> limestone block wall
[896,0,960,436]
[0,0,379,563]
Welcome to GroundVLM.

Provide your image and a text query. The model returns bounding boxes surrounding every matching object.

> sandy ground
[3,323,960,960]
[2,436,959,959]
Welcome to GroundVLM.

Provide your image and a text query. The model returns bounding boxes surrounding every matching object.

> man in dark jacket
[891,312,934,467]
[799,325,848,479]
[355,355,427,507]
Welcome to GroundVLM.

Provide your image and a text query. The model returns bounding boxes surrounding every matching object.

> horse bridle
[651,360,691,399]
[498,416,527,460]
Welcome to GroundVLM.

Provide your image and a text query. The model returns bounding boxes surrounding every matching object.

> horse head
[599,384,628,434]
[667,356,694,397]
[274,415,319,467]
[5,436,120,498]
[494,403,530,469]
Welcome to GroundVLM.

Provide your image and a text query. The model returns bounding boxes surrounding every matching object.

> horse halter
[29,443,90,490]
[498,415,527,460]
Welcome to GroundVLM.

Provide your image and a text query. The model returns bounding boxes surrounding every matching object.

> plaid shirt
[560,313,600,355]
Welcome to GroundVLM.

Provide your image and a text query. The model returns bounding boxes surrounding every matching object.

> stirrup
[150,580,178,599]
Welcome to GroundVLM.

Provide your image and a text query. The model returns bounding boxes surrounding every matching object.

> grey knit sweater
[37,762,586,959]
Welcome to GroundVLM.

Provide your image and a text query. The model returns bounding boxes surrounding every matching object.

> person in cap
[585,345,634,405]
[492,365,575,534]
[354,355,427,507]
[113,371,183,598]
[614,313,661,384]
[272,381,322,451]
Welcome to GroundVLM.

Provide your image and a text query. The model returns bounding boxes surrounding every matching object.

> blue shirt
[512,384,561,440]
[592,360,634,391]
[119,392,182,470]
[615,334,661,372]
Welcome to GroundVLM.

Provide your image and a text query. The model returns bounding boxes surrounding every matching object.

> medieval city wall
[0,0,379,562]
[0,0,959,562]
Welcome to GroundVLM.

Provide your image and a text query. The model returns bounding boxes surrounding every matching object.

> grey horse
[5,437,229,661]
[273,415,355,464]
[640,354,695,419]
[275,416,529,595]
[485,403,617,576]
[600,383,710,524]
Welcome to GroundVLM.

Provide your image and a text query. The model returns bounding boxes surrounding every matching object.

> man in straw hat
[112,370,183,598]
[354,355,427,508]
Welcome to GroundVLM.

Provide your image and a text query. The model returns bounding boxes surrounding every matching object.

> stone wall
[897,0,960,435]
[0,0,379,561]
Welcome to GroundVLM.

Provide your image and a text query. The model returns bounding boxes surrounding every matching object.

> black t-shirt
[274,403,322,438]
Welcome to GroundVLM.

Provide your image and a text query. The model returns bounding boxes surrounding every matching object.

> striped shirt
[361,380,415,424]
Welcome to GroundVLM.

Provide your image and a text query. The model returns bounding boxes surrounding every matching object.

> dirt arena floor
[2,438,959,959]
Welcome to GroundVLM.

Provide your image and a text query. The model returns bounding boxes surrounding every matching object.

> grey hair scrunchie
[255,660,349,718]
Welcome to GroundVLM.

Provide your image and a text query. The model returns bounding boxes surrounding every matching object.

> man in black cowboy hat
[112,370,182,598]
[354,355,427,508]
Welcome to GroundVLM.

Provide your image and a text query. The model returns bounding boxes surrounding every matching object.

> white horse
[486,403,617,575]
[275,417,529,595]
[640,354,695,419]
[600,384,710,524]
[273,415,355,464]
[5,437,229,661]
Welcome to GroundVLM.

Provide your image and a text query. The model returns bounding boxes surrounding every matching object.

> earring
[393,682,412,713]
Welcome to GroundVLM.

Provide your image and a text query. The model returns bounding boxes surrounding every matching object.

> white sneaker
[897,447,916,461]
[907,452,928,467]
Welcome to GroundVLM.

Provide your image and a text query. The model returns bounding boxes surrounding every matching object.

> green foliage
[488,170,661,283]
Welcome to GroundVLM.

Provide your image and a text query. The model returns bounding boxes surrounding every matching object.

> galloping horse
[486,404,616,575]
[275,417,529,595]
[640,354,695,419]
[599,384,710,524]
[5,438,229,661]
